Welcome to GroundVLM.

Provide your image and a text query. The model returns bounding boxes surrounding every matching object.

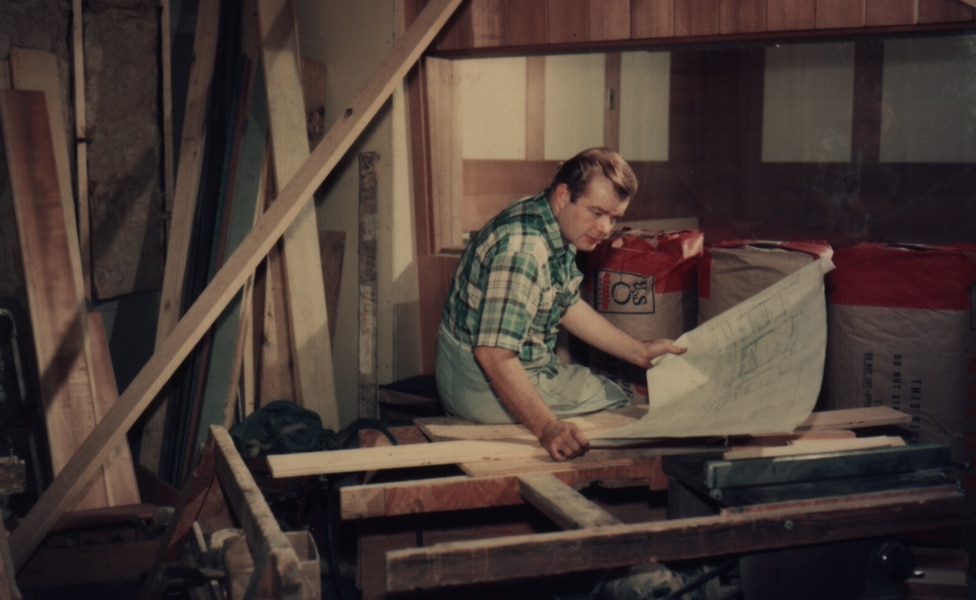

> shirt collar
[537,191,575,263]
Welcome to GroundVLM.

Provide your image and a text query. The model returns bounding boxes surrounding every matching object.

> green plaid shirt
[441,192,582,369]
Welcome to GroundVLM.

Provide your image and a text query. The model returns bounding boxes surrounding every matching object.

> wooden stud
[385,486,966,592]
[257,0,339,429]
[517,472,622,529]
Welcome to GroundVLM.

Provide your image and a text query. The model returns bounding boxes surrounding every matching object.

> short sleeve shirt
[441,192,583,370]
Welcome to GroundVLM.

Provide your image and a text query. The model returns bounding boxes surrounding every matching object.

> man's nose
[596,215,614,235]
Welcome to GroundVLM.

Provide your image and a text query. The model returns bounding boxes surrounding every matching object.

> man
[436,147,686,461]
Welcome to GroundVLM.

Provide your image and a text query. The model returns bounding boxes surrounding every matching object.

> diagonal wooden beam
[9,0,463,571]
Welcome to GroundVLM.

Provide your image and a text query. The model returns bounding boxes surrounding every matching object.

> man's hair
[550,147,638,203]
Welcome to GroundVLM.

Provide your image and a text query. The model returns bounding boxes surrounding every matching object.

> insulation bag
[822,243,976,490]
[582,230,703,404]
[698,240,834,323]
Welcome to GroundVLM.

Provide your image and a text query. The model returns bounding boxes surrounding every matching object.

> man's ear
[550,183,570,214]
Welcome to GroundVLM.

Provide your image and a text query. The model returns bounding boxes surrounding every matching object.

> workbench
[259,406,971,599]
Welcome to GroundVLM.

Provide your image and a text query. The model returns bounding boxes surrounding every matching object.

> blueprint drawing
[594,258,835,442]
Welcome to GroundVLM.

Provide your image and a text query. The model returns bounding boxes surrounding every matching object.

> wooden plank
[674,0,720,36]
[417,407,647,442]
[3,56,138,506]
[318,230,345,343]
[87,312,141,506]
[589,0,631,40]
[341,455,666,518]
[766,0,817,31]
[517,472,622,529]
[267,439,546,478]
[385,486,966,591]
[359,152,380,419]
[0,90,122,511]
[71,0,91,300]
[468,0,506,47]
[919,0,975,22]
[816,0,866,28]
[723,434,905,460]
[794,406,911,431]
[525,57,546,160]
[548,0,589,43]
[720,0,766,33]
[143,0,221,474]
[507,0,549,45]
[3,53,142,508]
[417,254,460,372]
[866,0,918,25]
[631,0,674,38]
[211,425,318,599]
[8,48,78,295]
[425,57,462,251]
[257,0,339,429]
[8,0,464,571]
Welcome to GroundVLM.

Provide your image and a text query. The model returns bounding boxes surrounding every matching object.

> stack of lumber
[0,0,463,576]
[136,0,345,487]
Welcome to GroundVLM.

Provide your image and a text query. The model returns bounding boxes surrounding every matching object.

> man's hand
[539,420,590,461]
[639,339,686,369]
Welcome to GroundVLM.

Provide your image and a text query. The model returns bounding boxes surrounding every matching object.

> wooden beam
[257,0,339,429]
[268,440,546,478]
[340,457,665,519]
[8,0,463,571]
[517,473,622,530]
[385,486,966,592]
[211,425,317,599]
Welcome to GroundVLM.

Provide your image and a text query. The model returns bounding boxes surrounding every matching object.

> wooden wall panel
[468,0,506,47]
[767,0,816,30]
[866,0,918,26]
[631,0,674,38]
[919,0,975,23]
[721,0,767,33]
[507,0,549,45]
[548,0,589,43]
[525,57,546,159]
[816,0,866,28]
[674,0,721,37]
[590,0,632,40]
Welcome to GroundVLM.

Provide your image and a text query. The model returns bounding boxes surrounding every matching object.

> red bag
[823,242,976,491]
[583,230,703,403]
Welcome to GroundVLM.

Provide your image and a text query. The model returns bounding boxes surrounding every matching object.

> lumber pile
[0,0,464,582]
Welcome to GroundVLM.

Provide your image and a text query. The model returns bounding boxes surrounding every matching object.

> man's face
[552,176,629,252]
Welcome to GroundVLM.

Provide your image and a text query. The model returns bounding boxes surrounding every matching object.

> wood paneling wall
[405,0,976,374]
[429,0,974,51]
